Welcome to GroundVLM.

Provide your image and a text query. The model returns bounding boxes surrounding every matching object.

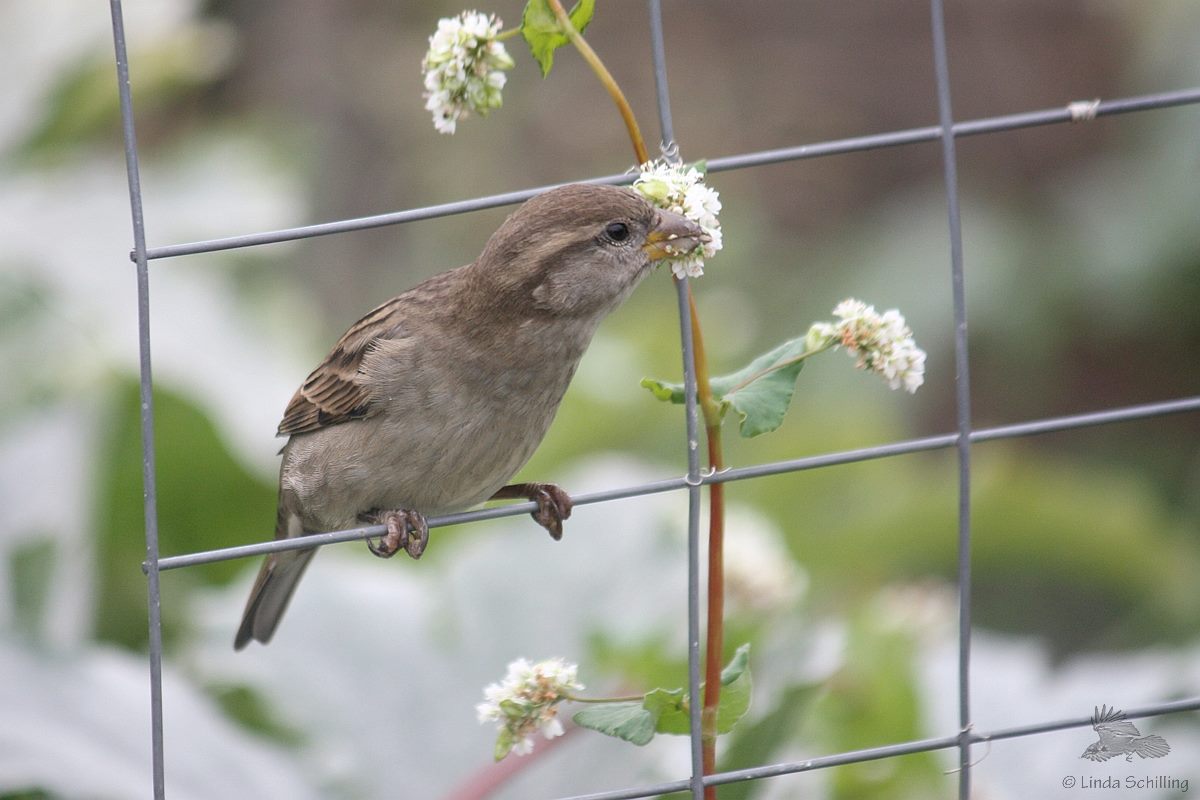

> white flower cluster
[476,657,583,759]
[808,299,927,393]
[633,159,723,279]
[421,11,514,134]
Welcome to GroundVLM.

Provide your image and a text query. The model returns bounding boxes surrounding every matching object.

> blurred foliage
[18,21,236,164]
[809,610,947,799]
[93,378,274,650]
[714,683,822,799]
[206,684,306,747]
[0,271,58,417]
[8,540,55,640]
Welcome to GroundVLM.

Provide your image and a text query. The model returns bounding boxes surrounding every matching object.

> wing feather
[277,295,408,436]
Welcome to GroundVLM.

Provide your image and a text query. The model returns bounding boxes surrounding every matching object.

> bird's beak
[642,209,708,261]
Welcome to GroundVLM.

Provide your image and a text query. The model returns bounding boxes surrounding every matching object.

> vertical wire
[646,1,705,796]
[929,0,974,796]
[675,279,705,800]
[647,0,676,152]
[108,2,166,797]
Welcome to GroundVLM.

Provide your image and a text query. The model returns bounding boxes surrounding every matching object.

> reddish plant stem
[687,287,725,799]
[545,5,724,789]
[548,0,649,165]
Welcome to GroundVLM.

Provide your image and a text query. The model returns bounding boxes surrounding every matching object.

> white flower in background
[722,506,806,614]
[421,11,514,134]
[872,581,957,643]
[476,657,583,759]
[633,159,723,279]
[808,299,927,393]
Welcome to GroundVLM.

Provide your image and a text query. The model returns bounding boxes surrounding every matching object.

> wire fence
[106,1,1200,798]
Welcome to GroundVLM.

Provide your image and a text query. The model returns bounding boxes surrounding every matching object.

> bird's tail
[234,503,317,650]
[1133,734,1171,759]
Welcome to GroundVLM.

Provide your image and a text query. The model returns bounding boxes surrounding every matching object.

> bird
[1080,705,1171,762]
[234,183,705,649]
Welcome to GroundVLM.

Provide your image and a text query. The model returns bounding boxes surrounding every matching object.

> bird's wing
[1096,719,1142,745]
[277,295,408,436]
[1092,706,1139,732]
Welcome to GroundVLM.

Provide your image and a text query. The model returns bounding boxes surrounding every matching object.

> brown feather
[276,296,407,435]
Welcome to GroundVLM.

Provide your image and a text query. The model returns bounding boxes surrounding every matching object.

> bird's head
[473,183,706,318]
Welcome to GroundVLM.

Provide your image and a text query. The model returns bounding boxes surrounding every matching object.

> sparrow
[1080,705,1171,762]
[235,183,705,648]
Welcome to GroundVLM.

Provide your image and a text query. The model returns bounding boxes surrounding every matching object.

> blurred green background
[2,1,1198,798]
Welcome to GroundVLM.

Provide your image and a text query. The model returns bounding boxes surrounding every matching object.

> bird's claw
[363,509,429,559]
[526,483,572,541]
[489,482,573,540]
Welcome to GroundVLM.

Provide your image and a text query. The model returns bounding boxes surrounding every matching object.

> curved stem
[687,288,723,428]
[546,0,649,165]
[564,693,644,704]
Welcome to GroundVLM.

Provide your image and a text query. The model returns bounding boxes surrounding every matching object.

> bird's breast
[281,319,590,530]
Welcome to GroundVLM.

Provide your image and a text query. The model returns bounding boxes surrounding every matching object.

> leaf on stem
[641,337,810,437]
[572,644,753,744]
[572,701,657,745]
[521,0,596,77]
[647,643,751,735]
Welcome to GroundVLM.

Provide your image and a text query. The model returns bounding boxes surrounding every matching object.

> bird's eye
[603,221,631,243]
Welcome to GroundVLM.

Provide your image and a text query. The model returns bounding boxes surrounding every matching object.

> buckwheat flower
[809,299,926,393]
[421,11,514,134]
[633,159,722,279]
[476,657,583,760]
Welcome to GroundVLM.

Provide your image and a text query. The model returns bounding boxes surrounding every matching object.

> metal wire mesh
[105,1,1200,798]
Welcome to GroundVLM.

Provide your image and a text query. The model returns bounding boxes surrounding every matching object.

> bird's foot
[360,509,429,559]
[491,482,573,541]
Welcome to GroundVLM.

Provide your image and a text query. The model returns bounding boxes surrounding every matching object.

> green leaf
[719,642,750,684]
[647,644,753,736]
[572,702,657,746]
[645,687,690,734]
[572,647,754,745]
[642,336,811,437]
[493,728,515,761]
[715,339,808,437]
[640,376,681,403]
[499,698,533,718]
[521,0,596,77]
[716,643,753,733]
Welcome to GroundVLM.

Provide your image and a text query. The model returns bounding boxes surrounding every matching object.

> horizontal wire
[706,86,1200,173]
[555,696,1200,800]
[139,87,1200,262]
[149,394,1200,572]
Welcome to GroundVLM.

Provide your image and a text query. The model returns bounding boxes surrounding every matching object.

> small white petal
[540,716,565,740]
